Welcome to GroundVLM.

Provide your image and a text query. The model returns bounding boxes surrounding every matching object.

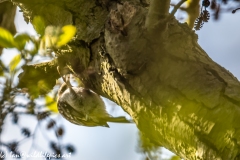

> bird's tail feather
[106,116,133,123]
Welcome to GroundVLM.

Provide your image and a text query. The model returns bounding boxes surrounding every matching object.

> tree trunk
[16,0,240,159]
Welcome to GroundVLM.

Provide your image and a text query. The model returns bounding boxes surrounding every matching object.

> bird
[57,67,132,127]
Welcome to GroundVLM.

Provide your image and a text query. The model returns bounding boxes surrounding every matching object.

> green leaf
[14,33,31,50]
[32,16,45,37]
[9,54,21,72]
[45,95,58,113]
[18,60,59,98]
[56,25,76,47]
[29,46,38,55]
[0,27,16,48]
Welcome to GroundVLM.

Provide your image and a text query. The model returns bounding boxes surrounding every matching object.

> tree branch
[145,0,170,33]
[168,0,187,20]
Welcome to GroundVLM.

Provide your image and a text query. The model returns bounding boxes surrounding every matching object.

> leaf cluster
[0,15,77,159]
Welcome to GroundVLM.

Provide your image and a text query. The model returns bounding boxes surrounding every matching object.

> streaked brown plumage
[57,83,131,127]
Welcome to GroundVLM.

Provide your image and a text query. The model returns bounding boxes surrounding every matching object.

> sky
[198,12,240,79]
[1,3,240,160]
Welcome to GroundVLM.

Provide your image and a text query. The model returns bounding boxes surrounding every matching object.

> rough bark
[15,0,240,159]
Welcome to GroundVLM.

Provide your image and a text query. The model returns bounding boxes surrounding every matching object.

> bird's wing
[58,100,109,127]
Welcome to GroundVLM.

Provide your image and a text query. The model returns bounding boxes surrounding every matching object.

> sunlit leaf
[0,27,16,48]
[9,54,21,72]
[14,33,31,50]
[39,35,46,50]
[45,35,56,49]
[42,26,61,49]
[32,16,45,37]
[56,25,76,47]
[38,80,52,95]
[45,95,58,113]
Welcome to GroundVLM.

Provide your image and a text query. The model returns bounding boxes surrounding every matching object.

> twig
[168,0,187,20]
[232,8,240,14]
